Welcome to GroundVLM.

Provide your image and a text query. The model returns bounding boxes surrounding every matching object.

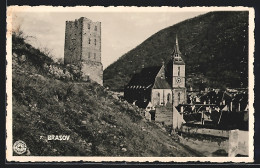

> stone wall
[64,17,103,85]
[155,106,173,126]
[228,129,249,156]
[81,61,103,85]
[81,18,101,63]
[179,133,229,156]
[64,19,82,64]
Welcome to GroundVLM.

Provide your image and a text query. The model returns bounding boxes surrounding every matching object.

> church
[124,36,186,127]
[124,36,186,108]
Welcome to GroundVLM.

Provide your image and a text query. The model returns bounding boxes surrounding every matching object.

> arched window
[178,67,180,76]
[94,26,97,31]
[167,93,171,102]
[157,92,160,105]
[154,92,160,106]
[178,92,181,103]
[88,23,90,29]
[94,39,96,45]
[89,38,91,44]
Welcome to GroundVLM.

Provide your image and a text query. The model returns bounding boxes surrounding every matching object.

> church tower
[172,35,186,106]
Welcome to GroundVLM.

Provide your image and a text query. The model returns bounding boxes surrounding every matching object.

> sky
[12,7,209,68]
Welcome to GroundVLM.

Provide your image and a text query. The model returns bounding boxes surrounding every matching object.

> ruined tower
[172,35,186,106]
[64,17,103,85]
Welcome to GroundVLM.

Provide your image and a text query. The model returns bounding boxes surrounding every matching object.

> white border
[6,6,255,163]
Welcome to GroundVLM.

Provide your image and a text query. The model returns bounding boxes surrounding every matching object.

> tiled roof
[153,77,172,89]
[126,66,161,88]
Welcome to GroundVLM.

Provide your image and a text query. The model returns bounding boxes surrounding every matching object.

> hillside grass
[12,34,197,157]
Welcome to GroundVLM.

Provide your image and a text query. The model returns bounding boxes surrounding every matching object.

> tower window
[94,26,97,31]
[88,23,90,29]
[178,67,180,76]
[178,92,181,103]
[89,38,91,44]
[94,39,96,45]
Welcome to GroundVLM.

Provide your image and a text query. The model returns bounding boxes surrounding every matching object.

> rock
[121,148,127,152]
[20,55,27,62]
[81,120,87,125]
[13,53,18,58]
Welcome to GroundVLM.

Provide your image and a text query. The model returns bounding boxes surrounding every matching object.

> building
[124,36,186,128]
[124,64,172,108]
[171,36,187,106]
[64,17,103,85]
[124,35,186,108]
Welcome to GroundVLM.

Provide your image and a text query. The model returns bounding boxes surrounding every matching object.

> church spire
[173,35,181,56]
[176,34,178,46]
[172,34,185,64]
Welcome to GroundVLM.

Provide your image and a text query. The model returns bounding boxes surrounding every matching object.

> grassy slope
[12,34,197,156]
[104,11,248,91]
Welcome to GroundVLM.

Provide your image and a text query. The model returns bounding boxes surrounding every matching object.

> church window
[154,92,160,106]
[167,93,171,102]
[157,92,160,105]
[88,23,90,29]
[178,67,180,76]
[94,26,97,31]
[178,92,181,103]
[89,38,91,44]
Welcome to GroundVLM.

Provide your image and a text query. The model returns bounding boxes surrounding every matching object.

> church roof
[126,66,162,88]
[153,77,172,89]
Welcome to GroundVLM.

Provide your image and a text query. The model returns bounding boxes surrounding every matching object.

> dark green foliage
[104,12,248,90]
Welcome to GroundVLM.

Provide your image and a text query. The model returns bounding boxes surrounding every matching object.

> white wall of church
[151,89,172,106]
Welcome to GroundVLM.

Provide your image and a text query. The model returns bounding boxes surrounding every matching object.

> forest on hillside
[104,11,248,91]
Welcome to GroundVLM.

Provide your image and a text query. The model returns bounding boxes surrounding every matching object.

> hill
[11,33,199,156]
[104,11,248,91]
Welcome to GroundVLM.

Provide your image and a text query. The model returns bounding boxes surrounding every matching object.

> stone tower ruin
[64,17,103,85]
